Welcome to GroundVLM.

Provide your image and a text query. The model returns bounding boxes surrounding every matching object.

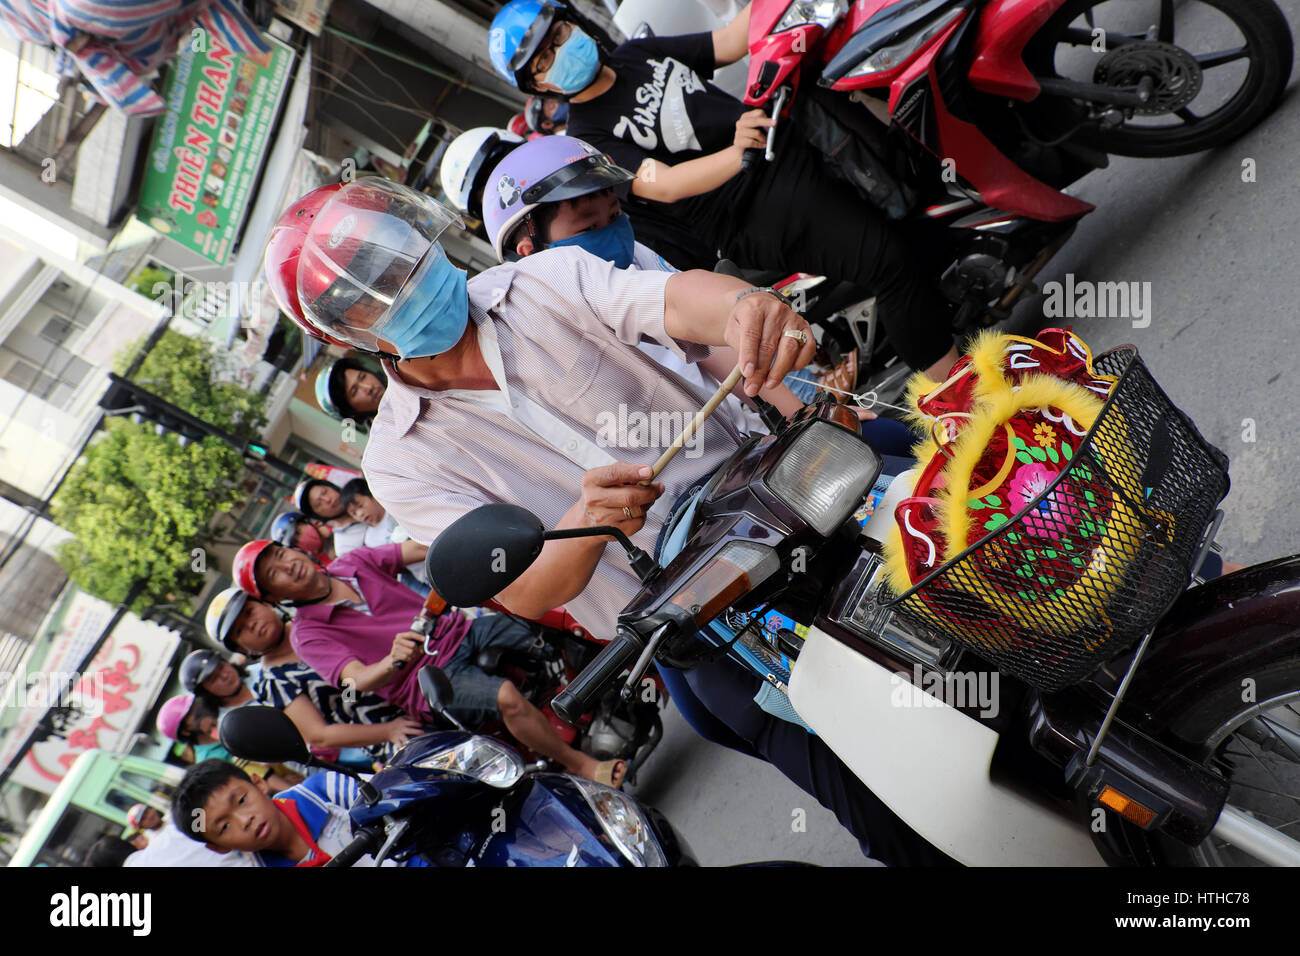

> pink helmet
[156,694,197,741]
[481,134,633,262]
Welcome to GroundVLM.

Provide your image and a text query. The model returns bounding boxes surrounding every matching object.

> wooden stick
[641,366,745,485]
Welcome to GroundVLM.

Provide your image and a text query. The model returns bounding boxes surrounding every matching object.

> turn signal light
[1098,786,1157,828]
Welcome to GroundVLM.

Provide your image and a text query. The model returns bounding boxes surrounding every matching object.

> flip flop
[592,759,627,790]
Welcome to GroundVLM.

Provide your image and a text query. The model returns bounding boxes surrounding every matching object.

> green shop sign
[137,33,295,264]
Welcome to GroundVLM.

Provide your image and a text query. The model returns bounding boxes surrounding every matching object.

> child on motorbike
[236,538,628,788]
[206,586,425,767]
[173,760,403,867]
[489,0,960,381]
[481,133,919,460]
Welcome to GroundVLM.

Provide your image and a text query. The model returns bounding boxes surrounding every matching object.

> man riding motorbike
[488,0,960,381]
[234,535,628,787]
[207,585,424,765]
[260,176,955,865]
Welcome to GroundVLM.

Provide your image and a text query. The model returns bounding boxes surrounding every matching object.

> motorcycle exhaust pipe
[1210,805,1300,867]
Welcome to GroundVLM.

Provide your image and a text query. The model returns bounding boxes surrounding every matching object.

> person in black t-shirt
[487,1,960,380]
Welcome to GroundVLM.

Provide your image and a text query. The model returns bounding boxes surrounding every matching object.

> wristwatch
[734,286,782,307]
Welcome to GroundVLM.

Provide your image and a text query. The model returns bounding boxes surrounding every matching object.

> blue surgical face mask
[379,246,469,359]
[549,213,636,269]
[546,28,600,95]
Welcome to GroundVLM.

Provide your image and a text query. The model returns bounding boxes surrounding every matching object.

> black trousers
[682,654,960,867]
[715,137,956,373]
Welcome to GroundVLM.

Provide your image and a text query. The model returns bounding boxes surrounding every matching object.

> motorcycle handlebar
[740,146,764,173]
[325,826,382,868]
[551,630,646,725]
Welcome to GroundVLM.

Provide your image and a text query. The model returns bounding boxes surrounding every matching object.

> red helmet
[286,179,463,352]
[233,539,274,599]
[264,183,346,343]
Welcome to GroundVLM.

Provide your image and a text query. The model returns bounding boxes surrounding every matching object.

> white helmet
[439,127,525,220]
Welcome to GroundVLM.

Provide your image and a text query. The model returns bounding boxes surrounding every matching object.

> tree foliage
[55,331,269,611]
[114,329,267,439]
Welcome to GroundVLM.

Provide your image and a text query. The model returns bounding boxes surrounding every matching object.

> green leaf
[1029,446,1048,462]
[1046,447,1059,464]
[1016,452,1034,464]
[1011,436,1029,450]
[983,513,1009,531]
[1043,549,1059,559]
[968,499,985,510]
[984,494,1002,507]
[1061,444,1073,461]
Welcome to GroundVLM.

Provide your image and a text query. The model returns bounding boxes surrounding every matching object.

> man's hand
[733,109,772,153]
[389,631,424,668]
[580,463,665,536]
[726,291,817,397]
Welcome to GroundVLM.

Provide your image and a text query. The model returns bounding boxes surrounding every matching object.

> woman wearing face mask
[488,0,961,382]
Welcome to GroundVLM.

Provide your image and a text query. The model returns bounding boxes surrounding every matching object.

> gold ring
[623,506,633,519]
[783,329,808,344]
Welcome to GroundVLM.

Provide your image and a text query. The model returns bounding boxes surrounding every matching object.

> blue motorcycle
[220,680,696,868]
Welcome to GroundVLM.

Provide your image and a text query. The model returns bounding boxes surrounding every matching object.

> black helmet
[179,649,223,693]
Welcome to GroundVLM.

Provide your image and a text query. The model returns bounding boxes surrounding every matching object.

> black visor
[521,152,635,205]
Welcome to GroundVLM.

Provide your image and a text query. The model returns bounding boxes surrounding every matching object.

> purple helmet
[481,134,634,262]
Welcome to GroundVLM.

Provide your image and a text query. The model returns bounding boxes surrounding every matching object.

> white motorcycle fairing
[788,626,1105,866]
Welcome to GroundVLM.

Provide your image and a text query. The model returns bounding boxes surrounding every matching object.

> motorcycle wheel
[1138,656,1300,865]
[1023,0,1293,157]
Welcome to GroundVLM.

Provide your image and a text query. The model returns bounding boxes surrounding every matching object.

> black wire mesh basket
[882,346,1230,693]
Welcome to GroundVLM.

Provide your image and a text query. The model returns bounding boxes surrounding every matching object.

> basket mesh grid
[882,347,1230,693]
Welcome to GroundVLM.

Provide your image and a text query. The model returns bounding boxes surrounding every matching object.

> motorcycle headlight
[766,420,882,535]
[571,777,667,867]
[411,736,524,788]
[844,8,964,78]
[775,0,847,33]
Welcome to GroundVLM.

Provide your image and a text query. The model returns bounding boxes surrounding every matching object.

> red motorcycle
[742,0,1292,396]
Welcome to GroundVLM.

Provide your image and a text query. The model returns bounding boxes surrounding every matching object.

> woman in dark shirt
[488,1,960,381]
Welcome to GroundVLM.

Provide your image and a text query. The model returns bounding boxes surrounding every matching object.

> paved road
[626,0,1300,867]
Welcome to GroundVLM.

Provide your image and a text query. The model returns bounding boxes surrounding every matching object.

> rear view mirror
[425,504,546,607]
[219,706,311,764]
[418,665,455,713]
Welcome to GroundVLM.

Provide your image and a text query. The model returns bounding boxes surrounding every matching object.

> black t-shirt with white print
[566,33,749,252]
